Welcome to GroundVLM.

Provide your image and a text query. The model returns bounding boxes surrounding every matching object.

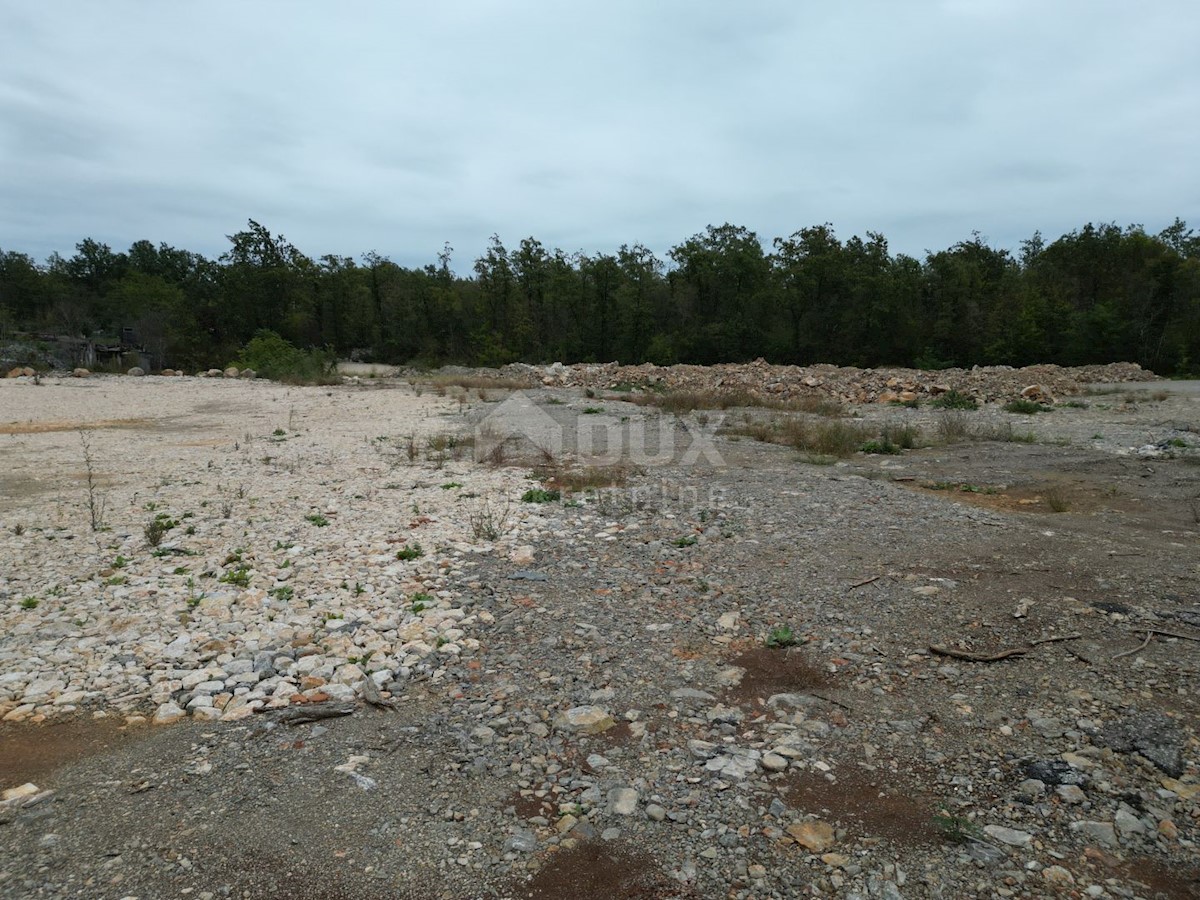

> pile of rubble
[502,359,1157,404]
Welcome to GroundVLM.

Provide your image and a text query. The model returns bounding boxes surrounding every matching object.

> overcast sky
[1,1,1197,270]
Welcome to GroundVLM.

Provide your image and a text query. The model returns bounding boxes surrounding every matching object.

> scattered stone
[983,825,1032,847]
[1096,709,1185,777]
[555,706,614,734]
[608,787,639,816]
[787,819,835,853]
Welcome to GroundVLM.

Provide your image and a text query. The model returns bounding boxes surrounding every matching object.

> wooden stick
[848,575,881,590]
[1029,633,1082,646]
[1141,628,1200,643]
[1112,631,1153,660]
[930,645,1027,662]
[930,633,1081,663]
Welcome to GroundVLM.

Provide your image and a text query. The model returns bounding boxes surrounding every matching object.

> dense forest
[2,219,1199,375]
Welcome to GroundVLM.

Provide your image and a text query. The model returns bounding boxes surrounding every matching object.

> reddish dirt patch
[782,765,941,847]
[510,842,692,899]
[722,646,828,706]
[0,717,147,790]
[1081,850,1200,899]
[509,789,554,819]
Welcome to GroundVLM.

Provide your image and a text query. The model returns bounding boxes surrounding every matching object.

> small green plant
[932,811,983,844]
[930,391,978,410]
[11,524,24,536]
[306,513,330,527]
[143,501,158,512]
[521,488,561,504]
[354,581,365,596]
[859,438,900,455]
[173,566,190,575]
[1004,399,1051,414]
[219,565,252,587]
[270,586,294,602]
[144,513,176,548]
[582,406,605,414]
[20,597,39,610]
[105,575,128,586]
[1167,437,1187,448]
[396,542,424,561]
[410,591,436,613]
[273,427,286,437]
[1043,486,1071,513]
[674,535,698,548]
[441,481,463,490]
[765,625,798,648]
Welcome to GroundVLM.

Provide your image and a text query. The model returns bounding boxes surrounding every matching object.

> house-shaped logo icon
[475,391,563,461]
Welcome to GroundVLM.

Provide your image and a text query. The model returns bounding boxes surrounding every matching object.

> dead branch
[267,701,355,726]
[848,575,881,590]
[1112,631,1153,660]
[1029,633,1082,646]
[1141,628,1200,643]
[929,633,1081,663]
[361,676,397,711]
[930,645,1027,662]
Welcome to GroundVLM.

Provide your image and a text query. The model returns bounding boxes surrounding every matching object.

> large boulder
[71,367,90,378]
[223,366,240,378]
[127,366,145,377]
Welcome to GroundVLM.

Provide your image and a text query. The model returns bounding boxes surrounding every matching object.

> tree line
[2,218,1198,374]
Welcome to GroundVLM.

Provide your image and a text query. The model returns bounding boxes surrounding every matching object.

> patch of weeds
[112,555,129,569]
[930,390,978,410]
[11,523,25,536]
[20,597,39,610]
[521,488,561,503]
[1167,437,1188,448]
[440,481,463,490]
[396,542,424,561]
[860,438,900,455]
[172,566,190,575]
[582,406,605,414]
[674,535,698,548]
[932,810,983,844]
[410,592,436,613]
[765,625,798,648]
[273,427,286,437]
[1004,399,1052,414]
[305,513,330,527]
[104,576,128,586]
[468,495,511,541]
[1043,486,1071,513]
[144,513,177,548]
[219,565,252,588]
[270,586,294,602]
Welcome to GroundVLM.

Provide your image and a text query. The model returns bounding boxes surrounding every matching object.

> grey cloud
[0,1,1197,266]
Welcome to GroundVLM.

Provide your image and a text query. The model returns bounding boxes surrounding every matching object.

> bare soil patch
[510,842,691,899]
[0,717,148,790]
[782,765,941,848]
[721,646,828,706]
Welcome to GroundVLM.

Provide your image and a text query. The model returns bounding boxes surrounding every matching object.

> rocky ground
[1,368,1198,899]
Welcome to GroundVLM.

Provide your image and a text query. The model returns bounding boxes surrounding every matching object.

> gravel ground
[1,373,1198,899]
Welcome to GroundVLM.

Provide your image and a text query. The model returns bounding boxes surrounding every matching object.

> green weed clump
[1004,399,1052,414]
[930,390,978,410]
[521,488,561,504]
